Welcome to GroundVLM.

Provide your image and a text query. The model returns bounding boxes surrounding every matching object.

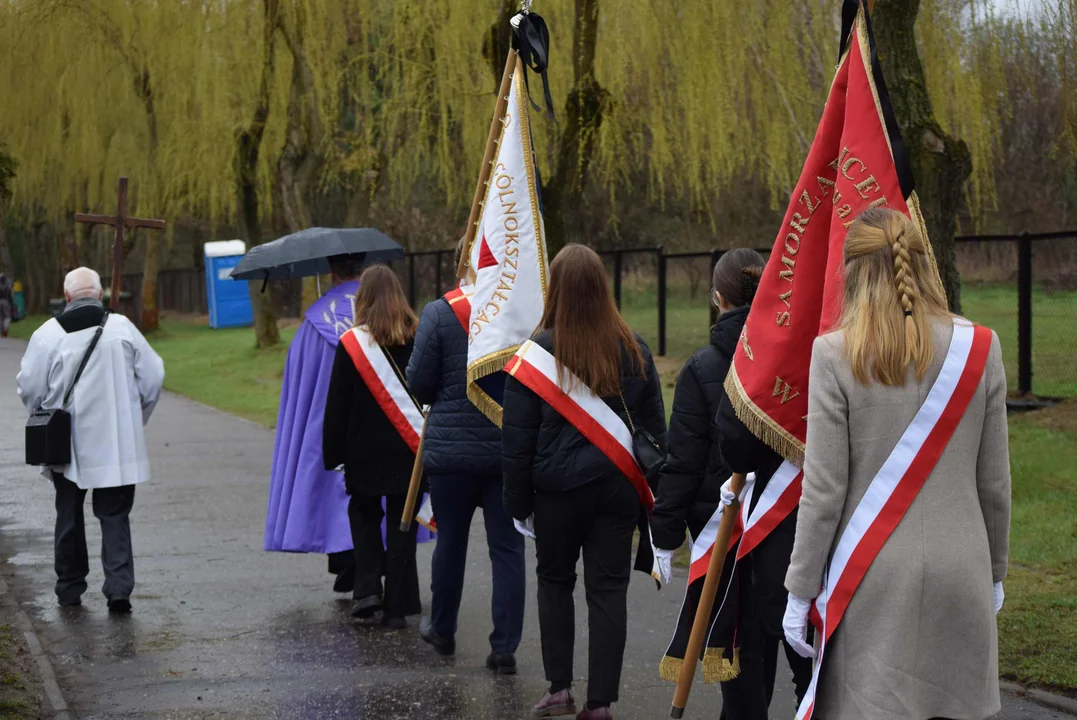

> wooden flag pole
[399,421,426,532]
[670,472,747,719]
[402,40,518,532]
[456,47,519,280]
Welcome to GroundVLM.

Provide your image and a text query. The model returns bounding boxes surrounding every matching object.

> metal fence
[577,232,1076,399]
[344,232,1077,399]
[109,230,1076,399]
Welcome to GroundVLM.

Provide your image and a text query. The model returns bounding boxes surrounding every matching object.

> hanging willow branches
[0,0,1074,330]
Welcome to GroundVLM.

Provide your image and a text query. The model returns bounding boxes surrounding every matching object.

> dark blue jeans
[428,473,525,654]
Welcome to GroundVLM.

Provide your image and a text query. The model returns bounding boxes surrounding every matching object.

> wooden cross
[75,177,166,310]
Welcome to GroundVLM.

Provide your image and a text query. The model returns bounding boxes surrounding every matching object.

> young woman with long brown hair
[783,208,1010,720]
[323,264,423,628]
[502,244,667,720]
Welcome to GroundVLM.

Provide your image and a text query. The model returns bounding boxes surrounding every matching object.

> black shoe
[381,616,407,630]
[350,595,382,619]
[419,616,456,656]
[486,652,517,675]
[333,566,356,593]
[107,596,132,614]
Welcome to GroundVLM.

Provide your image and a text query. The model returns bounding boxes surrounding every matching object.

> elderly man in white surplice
[18,267,165,613]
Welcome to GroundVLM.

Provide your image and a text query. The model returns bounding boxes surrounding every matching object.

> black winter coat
[650,306,749,551]
[405,298,502,476]
[717,330,798,637]
[501,330,667,521]
[323,338,418,497]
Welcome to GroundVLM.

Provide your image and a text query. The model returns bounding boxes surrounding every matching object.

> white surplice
[17,310,165,489]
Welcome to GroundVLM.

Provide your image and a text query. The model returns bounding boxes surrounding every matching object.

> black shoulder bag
[618,391,664,489]
[25,312,109,466]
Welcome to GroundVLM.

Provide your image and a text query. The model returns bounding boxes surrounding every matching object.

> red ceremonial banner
[725,0,941,465]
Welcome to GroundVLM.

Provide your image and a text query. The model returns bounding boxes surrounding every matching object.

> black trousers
[718,605,813,720]
[347,493,421,619]
[53,473,136,603]
[533,477,639,706]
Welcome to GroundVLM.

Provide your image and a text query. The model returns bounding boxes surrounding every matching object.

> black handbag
[25,312,109,466]
[619,391,664,488]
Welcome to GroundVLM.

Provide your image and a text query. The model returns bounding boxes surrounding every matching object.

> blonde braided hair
[841,208,950,385]
[890,227,923,372]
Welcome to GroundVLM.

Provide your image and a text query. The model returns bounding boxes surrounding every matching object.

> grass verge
[0,619,44,719]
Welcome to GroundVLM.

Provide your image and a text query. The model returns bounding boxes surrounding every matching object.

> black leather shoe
[333,566,356,593]
[350,595,382,619]
[107,596,132,614]
[58,596,82,607]
[419,616,456,656]
[381,616,407,630]
[486,652,517,675]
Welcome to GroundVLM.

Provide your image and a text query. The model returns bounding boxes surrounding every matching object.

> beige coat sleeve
[785,335,850,599]
[977,331,1011,583]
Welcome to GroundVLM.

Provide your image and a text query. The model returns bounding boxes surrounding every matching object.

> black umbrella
[229,227,404,284]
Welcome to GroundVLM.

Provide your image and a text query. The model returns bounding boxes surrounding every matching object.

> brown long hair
[352,265,418,346]
[539,244,643,396]
[841,208,950,385]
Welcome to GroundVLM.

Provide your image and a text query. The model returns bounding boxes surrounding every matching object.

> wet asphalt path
[0,337,1069,720]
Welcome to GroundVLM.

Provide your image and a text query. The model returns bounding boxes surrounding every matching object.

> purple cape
[264,281,432,553]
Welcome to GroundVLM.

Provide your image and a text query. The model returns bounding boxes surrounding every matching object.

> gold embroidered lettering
[773,377,800,404]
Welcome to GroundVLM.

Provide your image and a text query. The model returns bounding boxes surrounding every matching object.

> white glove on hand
[994,581,1005,614]
[783,592,817,659]
[719,473,755,509]
[654,548,675,585]
[513,516,536,539]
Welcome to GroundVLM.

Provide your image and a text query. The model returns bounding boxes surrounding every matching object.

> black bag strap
[62,312,109,407]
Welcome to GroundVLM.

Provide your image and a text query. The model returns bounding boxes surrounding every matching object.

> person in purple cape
[264,254,432,593]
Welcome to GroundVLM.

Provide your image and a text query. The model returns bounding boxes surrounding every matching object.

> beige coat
[786,320,1010,720]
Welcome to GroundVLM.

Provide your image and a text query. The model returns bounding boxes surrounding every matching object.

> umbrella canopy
[229,227,404,282]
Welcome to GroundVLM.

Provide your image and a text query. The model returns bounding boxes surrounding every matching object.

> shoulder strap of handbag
[62,311,109,407]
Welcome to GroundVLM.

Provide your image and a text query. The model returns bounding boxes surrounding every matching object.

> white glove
[720,474,755,508]
[510,12,524,28]
[994,581,1004,614]
[654,548,675,585]
[783,592,817,659]
[513,516,536,539]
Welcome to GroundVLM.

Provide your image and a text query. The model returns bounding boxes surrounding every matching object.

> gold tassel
[723,368,805,467]
[702,647,741,684]
[465,348,519,428]
[659,655,683,683]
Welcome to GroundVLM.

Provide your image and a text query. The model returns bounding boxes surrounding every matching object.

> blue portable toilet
[205,240,253,329]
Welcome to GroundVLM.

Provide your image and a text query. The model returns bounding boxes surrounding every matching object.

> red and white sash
[443,284,473,334]
[737,460,803,560]
[795,320,992,720]
[684,458,802,585]
[506,340,666,582]
[506,340,654,510]
[339,326,425,454]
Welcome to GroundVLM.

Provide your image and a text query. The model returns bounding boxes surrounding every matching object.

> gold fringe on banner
[723,367,806,467]
[659,655,683,683]
[702,647,741,684]
[466,347,520,428]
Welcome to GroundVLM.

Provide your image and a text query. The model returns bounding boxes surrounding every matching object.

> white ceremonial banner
[465,56,549,426]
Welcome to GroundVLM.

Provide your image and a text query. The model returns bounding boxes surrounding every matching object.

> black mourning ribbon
[513,13,556,121]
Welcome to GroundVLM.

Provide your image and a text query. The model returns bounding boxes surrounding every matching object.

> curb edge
[0,575,72,720]
[1002,680,1077,717]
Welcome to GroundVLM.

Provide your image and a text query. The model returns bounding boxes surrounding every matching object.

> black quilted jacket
[405,297,502,476]
[650,306,749,550]
[501,330,667,521]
